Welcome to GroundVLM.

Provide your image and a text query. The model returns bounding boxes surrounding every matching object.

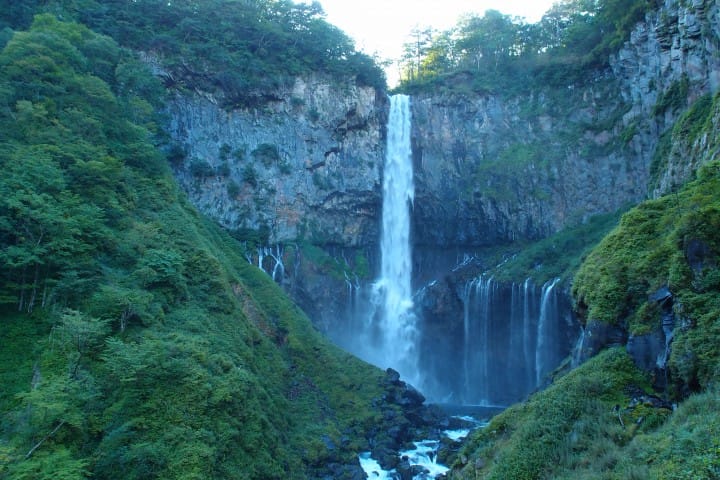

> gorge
[1,0,719,479]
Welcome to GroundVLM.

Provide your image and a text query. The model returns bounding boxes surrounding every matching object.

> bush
[242,164,258,187]
[251,143,280,167]
[189,159,215,177]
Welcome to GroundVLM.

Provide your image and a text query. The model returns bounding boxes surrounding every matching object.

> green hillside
[0,15,395,479]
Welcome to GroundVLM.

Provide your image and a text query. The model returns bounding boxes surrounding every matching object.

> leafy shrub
[251,143,280,167]
[189,159,215,177]
[227,180,240,198]
[242,164,258,187]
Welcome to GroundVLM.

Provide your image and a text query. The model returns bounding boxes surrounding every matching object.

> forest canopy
[397,0,653,93]
[0,0,386,106]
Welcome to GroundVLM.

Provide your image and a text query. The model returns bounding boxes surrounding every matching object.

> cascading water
[344,94,419,386]
[374,94,418,384]
[439,276,571,405]
[536,278,560,387]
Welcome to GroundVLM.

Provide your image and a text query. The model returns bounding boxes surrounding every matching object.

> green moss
[454,348,649,480]
[489,209,624,285]
[573,160,720,388]
[653,75,690,116]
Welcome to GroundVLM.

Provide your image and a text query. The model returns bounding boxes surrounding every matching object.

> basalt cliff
[169,0,720,331]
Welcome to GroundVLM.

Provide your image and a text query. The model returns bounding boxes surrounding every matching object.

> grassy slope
[0,16,386,479]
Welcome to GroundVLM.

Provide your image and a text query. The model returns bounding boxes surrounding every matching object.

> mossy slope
[0,16,387,479]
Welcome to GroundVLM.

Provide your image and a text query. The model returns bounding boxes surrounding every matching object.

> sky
[316,0,558,85]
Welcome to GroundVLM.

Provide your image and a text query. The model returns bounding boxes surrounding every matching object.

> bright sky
[317,0,558,85]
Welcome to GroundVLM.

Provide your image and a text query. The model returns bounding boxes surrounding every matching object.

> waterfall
[454,275,568,405]
[365,94,419,385]
[522,278,536,392]
[536,278,560,386]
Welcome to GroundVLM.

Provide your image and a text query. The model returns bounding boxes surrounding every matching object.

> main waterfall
[371,94,419,384]
[333,94,420,386]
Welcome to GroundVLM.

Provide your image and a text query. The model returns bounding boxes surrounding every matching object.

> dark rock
[385,368,402,385]
[321,434,336,452]
[372,446,400,470]
[396,462,427,480]
[627,331,665,372]
[648,285,672,303]
[322,463,367,480]
[685,238,715,275]
[574,320,627,364]
[627,285,676,390]
[398,384,425,407]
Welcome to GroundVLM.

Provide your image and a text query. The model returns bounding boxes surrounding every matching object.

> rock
[385,368,402,385]
[396,462,427,480]
[398,384,425,408]
[627,285,677,390]
[648,285,672,303]
[574,320,628,364]
[627,331,666,371]
[321,463,367,480]
[685,238,715,274]
[167,74,384,246]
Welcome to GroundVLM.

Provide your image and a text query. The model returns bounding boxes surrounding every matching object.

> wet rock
[396,462,427,480]
[627,286,676,390]
[685,238,715,275]
[574,320,628,364]
[321,463,367,480]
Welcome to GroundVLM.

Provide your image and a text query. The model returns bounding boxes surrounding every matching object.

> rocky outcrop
[615,0,720,196]
[166,75,386,246]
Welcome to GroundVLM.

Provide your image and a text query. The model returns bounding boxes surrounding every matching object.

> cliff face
[166,75,386,247]
[411,0,720,248]
[616,0,720,196]
[410,83,644,247]
[167,1,719,254]
[164,1,720,349]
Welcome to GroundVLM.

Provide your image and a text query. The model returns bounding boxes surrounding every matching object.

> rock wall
[615,0,720,196]
[410,0,720,248]
[166,75,386,246]
[410,83,646,247]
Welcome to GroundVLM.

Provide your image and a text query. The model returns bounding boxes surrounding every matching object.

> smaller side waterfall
[445,276,570,405]
[536,278,560,386]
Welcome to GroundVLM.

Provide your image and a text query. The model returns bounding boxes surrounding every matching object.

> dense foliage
[0,16,390,479]
[451,348,719,479]
[486,209,625,285]
[398,0,653,93]
[573,93,720,393]
[0,0,386,107]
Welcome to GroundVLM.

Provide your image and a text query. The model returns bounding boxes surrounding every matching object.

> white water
[366,94,419,385]
[358,452,396,479]
[454,275,566,405]
[536,278,560,386]
[359,416,486,479]
[400,441,449,479]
